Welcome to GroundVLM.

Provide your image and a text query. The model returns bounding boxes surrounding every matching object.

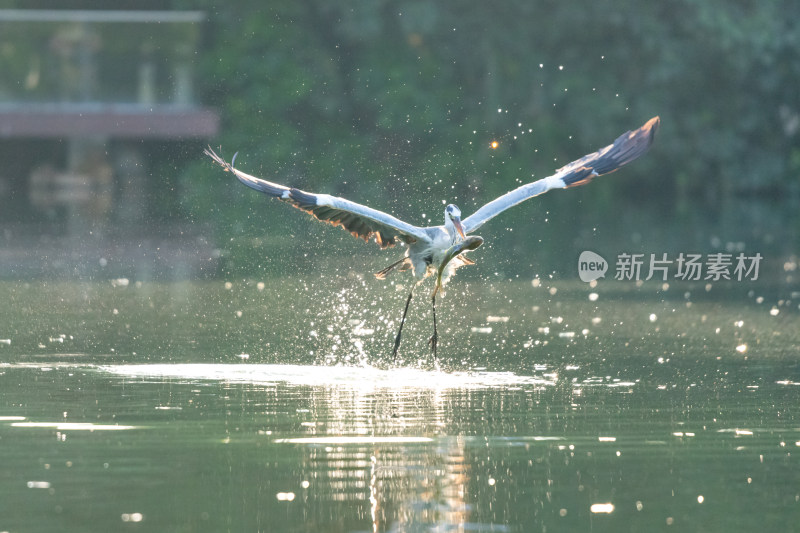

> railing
[0,10,205,107]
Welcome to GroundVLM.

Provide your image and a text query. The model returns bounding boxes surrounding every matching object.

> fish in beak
[433,235,484,299]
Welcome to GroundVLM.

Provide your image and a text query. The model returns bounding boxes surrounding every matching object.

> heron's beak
[452,216,466,240]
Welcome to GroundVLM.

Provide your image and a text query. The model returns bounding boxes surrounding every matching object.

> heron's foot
[428,331,438,358]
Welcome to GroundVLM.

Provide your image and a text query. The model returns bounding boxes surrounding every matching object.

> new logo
[578,251,608,282]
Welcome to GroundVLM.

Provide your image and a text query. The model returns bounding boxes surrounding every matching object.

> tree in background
[11,0,797,275]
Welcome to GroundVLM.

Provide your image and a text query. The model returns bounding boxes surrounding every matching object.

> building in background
[0,9,219,278]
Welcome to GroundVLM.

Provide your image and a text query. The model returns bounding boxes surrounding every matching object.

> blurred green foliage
[7,0,799,276]
[185,0,799,273]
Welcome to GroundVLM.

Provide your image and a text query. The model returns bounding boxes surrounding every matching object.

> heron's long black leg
[392,289,414,360]
[428,293,438,358]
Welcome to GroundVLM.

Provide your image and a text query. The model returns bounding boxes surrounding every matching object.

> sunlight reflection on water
[98,363,555,390]
[0,356,798,532]
[10,422,138,431]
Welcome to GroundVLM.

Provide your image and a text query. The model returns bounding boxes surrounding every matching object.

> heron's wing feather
[462,116,659,234]
[205,148,430,248]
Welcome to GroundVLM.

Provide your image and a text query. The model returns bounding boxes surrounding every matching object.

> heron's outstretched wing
[461,116,660,234]
[205,148,430,248]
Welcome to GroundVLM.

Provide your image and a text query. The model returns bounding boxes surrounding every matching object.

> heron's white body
[408,225,460,283]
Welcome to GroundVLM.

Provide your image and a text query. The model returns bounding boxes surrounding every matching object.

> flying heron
[205,116,659,358]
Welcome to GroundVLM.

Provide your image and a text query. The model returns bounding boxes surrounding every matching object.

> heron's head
[444,204,466,240]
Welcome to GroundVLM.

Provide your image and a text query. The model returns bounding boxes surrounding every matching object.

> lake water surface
[0,278,798,532]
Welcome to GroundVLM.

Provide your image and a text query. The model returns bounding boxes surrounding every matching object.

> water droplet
[590,503,614,514]
[121,513,144,523]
